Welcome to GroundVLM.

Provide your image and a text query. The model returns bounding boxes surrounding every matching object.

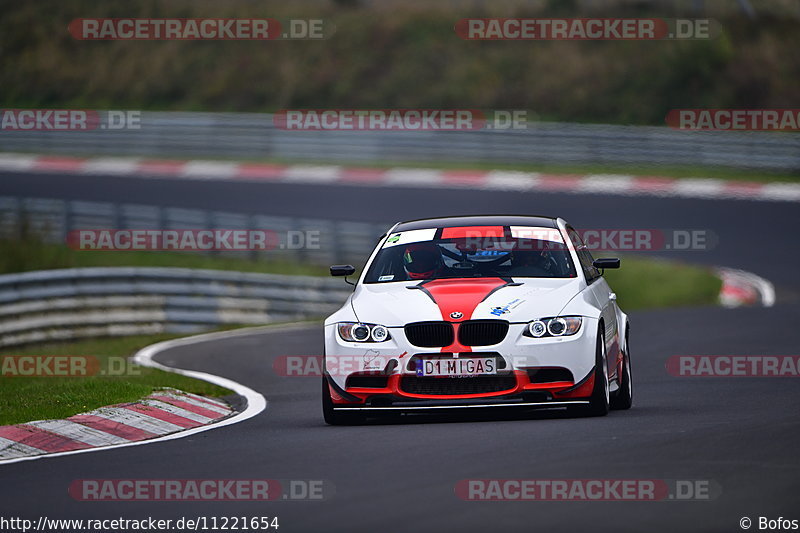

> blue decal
[490,298,522,316]
[471,250,508,257]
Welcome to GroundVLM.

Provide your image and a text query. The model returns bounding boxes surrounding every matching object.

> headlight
[338,322,392,343]
[524,316,582,338]
[527,320,547,338]
[548,317,567,336]
[370,325,389,342]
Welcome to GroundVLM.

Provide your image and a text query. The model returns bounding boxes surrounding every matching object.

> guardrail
[0,196,388,268]
[1,112,797,171]
[0,267,354,348]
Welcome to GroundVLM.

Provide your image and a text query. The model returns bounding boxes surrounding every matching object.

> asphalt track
[1,171,799,532]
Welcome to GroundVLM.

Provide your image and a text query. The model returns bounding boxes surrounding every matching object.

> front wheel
[611,328,633,410]
[584,329,610,417]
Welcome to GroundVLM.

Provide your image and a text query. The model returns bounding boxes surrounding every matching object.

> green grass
[605,256,722,311]
[0,333,235,426]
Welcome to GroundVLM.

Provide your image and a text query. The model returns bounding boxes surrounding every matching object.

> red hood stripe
[422,278,508,353]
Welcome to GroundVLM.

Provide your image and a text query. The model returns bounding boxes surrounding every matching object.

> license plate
[416,357,497,377]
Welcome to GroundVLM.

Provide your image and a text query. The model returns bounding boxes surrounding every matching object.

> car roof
[393,215,559,232]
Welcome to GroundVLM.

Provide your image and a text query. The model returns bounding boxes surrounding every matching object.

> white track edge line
[0,321,314,465]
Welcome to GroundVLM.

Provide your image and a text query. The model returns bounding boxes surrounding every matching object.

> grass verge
[0,332,236,426]
[604,256,722,311]
[0,237,329,276]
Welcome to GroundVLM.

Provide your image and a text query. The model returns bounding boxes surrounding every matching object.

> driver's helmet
[403,243,441,280]
[514,245,553,271]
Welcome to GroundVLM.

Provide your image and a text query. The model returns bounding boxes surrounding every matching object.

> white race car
[323,215,632,424]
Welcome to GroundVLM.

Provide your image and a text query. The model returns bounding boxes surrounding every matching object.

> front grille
[458,320,509,346]
[526,368,574,384]
[400,373,517,395]
[405,320,509,347]
[405,322,454,348]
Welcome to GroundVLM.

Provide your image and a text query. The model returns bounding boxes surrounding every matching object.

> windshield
[364,228,577,283]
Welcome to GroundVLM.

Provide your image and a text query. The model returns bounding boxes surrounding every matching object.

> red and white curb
[0,325,285,465]
[716,267,776,308]
[1,153,799,202]
[0,389,232,461]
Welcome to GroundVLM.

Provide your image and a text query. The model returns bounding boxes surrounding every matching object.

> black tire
[611,327,633,410]
[322,376,362,425]
[585,328,610,417]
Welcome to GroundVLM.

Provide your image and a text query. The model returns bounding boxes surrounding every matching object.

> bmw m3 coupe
[323,215,632,424]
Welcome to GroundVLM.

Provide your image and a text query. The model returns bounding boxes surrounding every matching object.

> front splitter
[334,400,589,411]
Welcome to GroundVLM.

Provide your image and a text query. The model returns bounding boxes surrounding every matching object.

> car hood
[350,277,584,326]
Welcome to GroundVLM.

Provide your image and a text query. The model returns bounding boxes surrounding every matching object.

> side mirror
[330,265,356,277]
[592,258,620,271]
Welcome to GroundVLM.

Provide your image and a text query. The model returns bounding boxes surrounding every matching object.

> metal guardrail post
[247,213,257,262]
[59,200,68,244]
[112,201,123,235]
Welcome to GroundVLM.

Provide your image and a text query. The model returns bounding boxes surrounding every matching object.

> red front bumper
[328,369,595,405]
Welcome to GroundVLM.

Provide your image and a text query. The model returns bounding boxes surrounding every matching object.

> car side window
[567,227,600,284]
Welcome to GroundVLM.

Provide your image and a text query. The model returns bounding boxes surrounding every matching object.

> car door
[566,226,620,381]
